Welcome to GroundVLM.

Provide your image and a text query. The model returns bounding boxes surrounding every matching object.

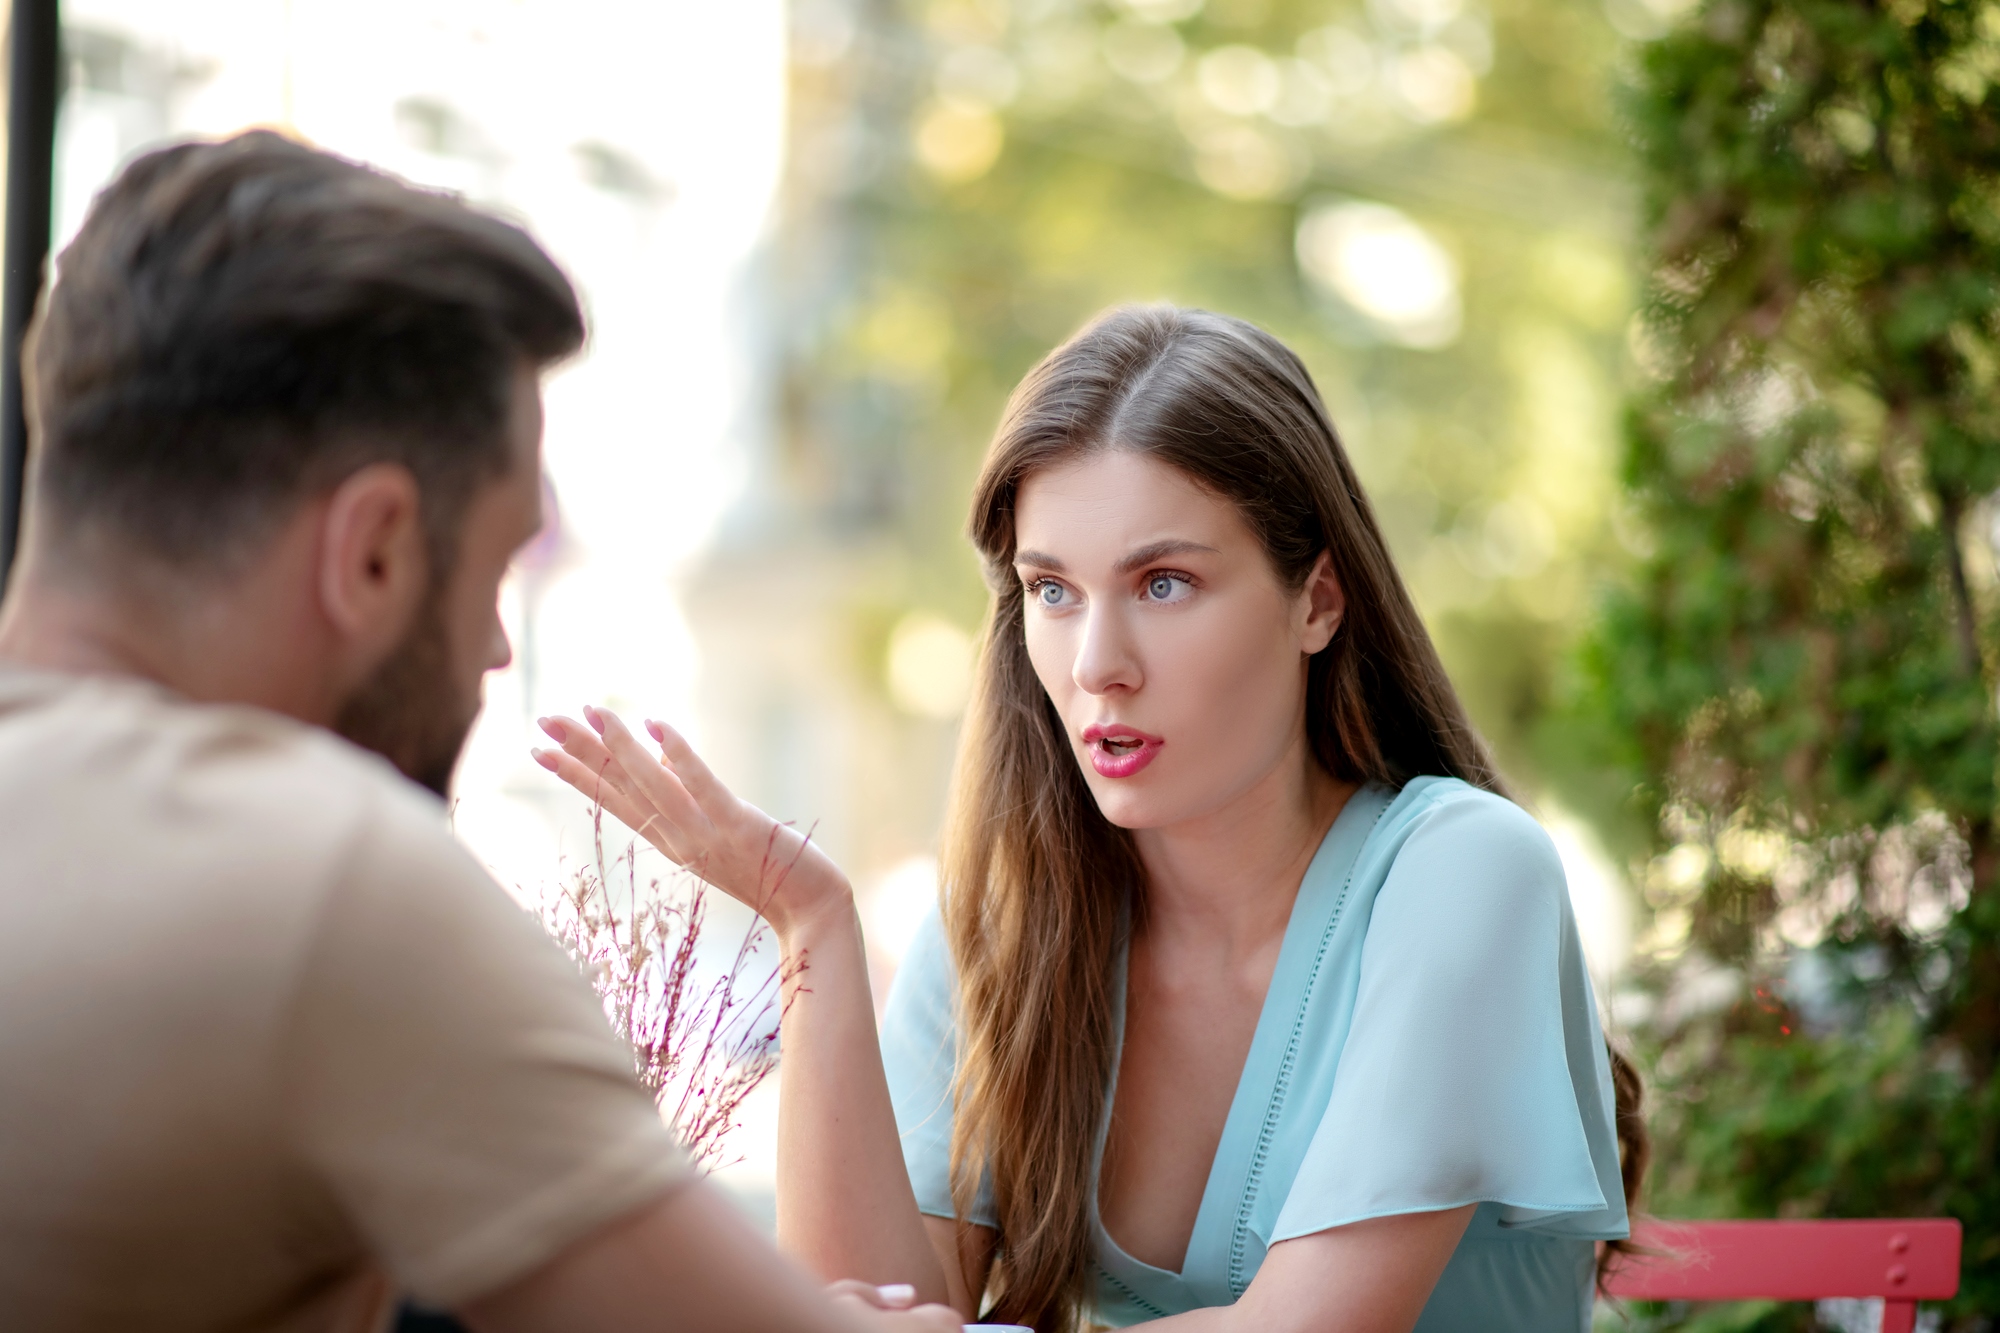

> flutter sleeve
[879,909,996,1227]
[1272,790,1629,1243]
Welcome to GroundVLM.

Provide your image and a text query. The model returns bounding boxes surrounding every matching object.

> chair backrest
[1602,1219,1962,1333]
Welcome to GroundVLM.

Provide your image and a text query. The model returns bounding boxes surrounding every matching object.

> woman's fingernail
[875,1284,915,1306]
[530,747,552,768]
[584,705,605,734]
[538,717,565,741]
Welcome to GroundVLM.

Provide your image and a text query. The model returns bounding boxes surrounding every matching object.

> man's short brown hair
[27,130,584,569]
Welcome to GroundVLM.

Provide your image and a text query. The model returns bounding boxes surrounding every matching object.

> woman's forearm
[774,898,956,1308]
[1139,1207,1476,1333]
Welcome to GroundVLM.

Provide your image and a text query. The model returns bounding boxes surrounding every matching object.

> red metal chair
[1602,1219,1963,1333]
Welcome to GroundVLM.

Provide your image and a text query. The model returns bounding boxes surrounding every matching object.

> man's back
[0,666,689,1331]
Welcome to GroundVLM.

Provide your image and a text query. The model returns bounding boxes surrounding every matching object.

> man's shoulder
[0,666,450,893]
[9,663,406,777]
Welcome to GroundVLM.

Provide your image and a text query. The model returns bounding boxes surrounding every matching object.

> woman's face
[1013,448,1344,831]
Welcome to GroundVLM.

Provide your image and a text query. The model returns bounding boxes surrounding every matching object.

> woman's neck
[1131,743,1357,959]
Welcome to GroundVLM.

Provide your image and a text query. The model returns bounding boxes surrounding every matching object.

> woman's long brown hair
[940,305,1645,1330]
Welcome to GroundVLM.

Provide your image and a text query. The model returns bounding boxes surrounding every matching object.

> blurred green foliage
[1623,1009,2000,1330]
[1581,0,2000,1324]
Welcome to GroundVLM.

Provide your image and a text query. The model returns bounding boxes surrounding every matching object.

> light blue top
[879,777,1629,1332]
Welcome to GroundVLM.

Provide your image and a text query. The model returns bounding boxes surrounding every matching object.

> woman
[533,306,1641,1333]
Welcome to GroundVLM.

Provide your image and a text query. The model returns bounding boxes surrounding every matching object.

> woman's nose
[1072,605,1142,696]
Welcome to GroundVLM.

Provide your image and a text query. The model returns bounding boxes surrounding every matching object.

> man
[0,132,957,1333]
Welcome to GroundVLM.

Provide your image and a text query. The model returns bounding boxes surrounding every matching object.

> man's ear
[318,463,427,665]
[1299,549,1345,655]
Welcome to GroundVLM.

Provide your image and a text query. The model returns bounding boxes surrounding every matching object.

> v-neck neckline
[1089,783,1392,1300]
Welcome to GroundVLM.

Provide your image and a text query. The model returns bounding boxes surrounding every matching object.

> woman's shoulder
[882,904,955,1012]
[1372,776,1565,914]
[1387,775,1557,855]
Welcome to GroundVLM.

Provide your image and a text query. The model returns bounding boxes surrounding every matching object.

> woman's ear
[1299,550,1345,655]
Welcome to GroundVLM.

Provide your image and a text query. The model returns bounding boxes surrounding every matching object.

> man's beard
[333,587,481,798]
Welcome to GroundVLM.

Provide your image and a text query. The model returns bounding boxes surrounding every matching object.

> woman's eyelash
[1019,572,1195,599]
[1024,576,1072,605]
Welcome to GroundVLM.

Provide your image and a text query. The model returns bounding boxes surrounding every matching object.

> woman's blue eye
[1146,574,1190,601]
[1035,581,1066,606]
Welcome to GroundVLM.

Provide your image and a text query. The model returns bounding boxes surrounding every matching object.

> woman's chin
[1086,761,1279,835]
[1087,782,1184,832]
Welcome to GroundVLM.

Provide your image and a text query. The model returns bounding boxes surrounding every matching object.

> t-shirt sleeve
[878,909,996,1227]
[283,789,693,1307]
[1272,793,1629,1243]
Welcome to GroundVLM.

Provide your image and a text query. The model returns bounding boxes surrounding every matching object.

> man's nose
[486,615,513,674]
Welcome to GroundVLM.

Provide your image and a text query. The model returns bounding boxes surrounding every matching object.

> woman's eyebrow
[1114,539,1219,573]
[1014,549,1065,571]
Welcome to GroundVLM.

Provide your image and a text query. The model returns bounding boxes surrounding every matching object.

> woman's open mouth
[1081,723,1164,778]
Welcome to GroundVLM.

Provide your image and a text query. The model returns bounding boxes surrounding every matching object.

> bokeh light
[1296,199,1462,347]
[886,613,975,720]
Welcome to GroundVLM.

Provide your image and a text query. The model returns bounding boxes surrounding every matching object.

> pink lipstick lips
[1082,722,1164,778]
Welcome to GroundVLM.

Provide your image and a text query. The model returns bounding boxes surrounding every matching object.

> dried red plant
[539,800,801,1173]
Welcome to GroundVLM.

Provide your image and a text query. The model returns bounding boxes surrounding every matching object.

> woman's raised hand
[531,705,851,937]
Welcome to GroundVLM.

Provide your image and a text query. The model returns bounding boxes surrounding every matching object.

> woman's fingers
[530,724,631,809]
[529,745,665,851]
[538,704,830,921]
[823,1281,916,1310]
[536,717,646,819]
[538,715,630,789]
[826,1293,961,1332]
[530,714,699,858]
[643,716,729,810]
[823,1281,881,1307]
[583,706,713,852]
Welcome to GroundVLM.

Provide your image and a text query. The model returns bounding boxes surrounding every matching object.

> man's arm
[461,1179,961,1333]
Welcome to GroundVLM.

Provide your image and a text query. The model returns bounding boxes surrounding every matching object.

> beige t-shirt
[0,667,691,1331]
